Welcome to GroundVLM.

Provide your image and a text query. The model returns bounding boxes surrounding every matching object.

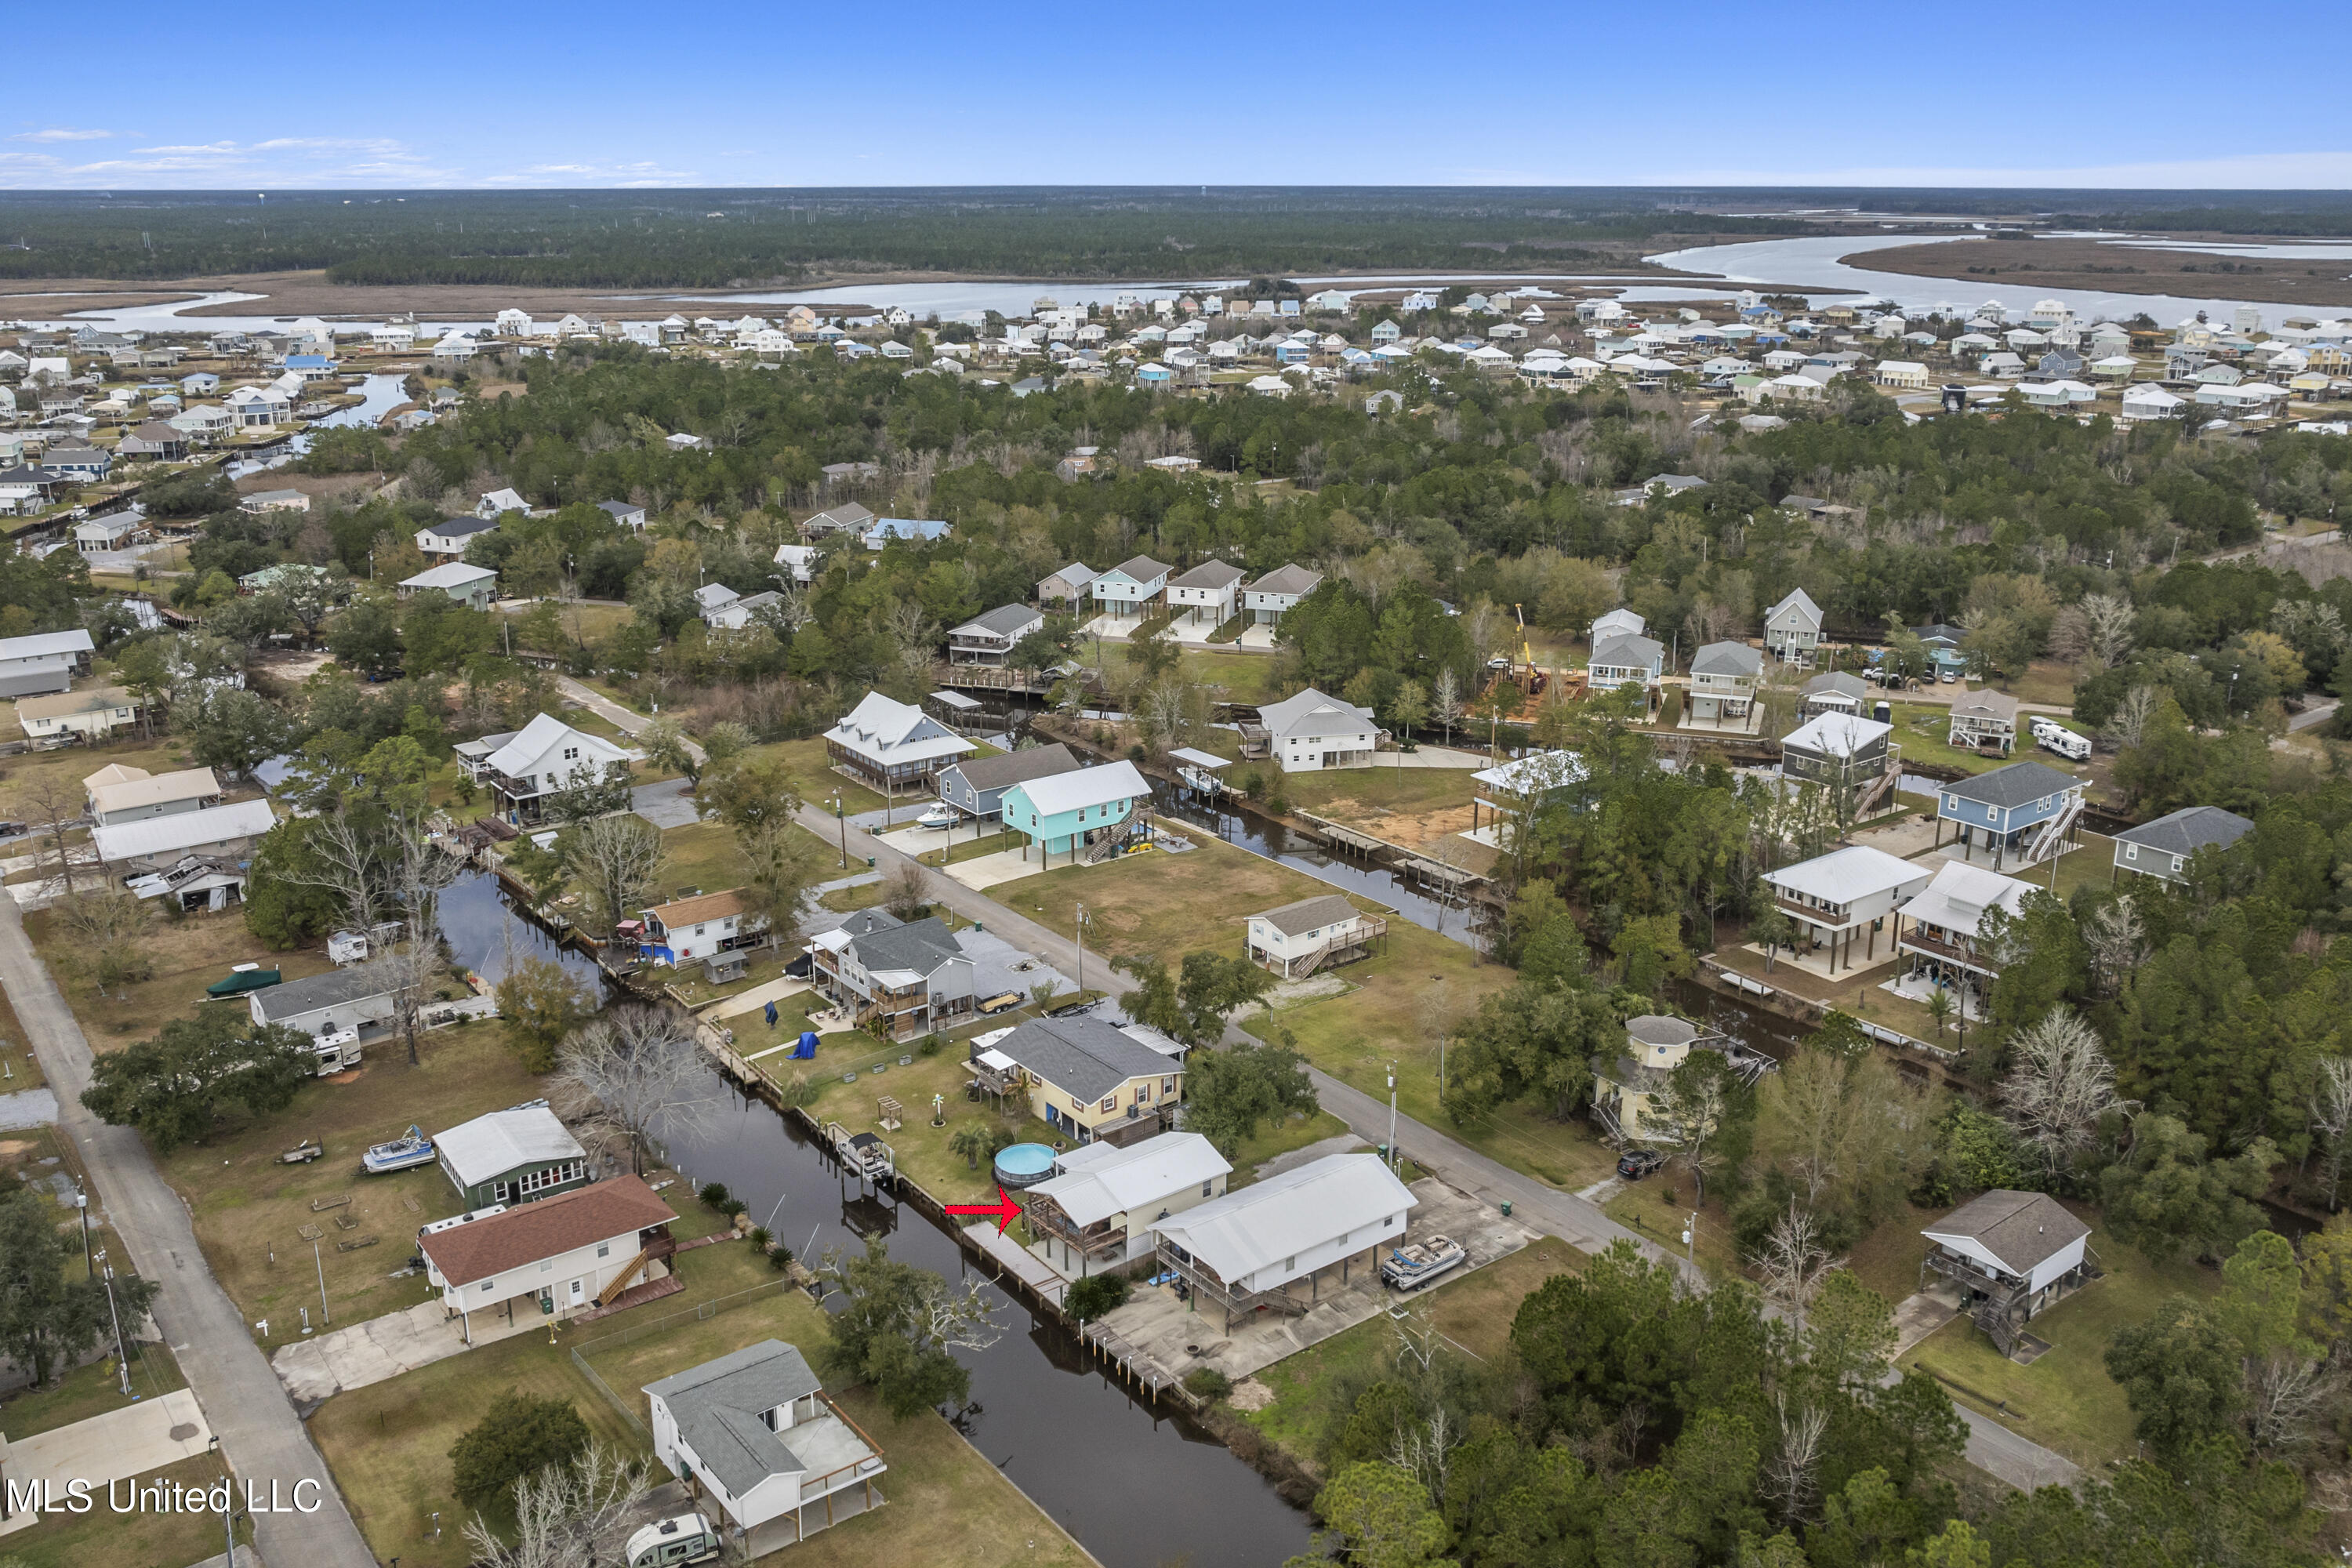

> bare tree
[2101,684,2161,750]
[2045,604,2092,667]
[2081,895,2148,996]
[2245,1351,2341,1457]
[1753,1201,1840,1335]
[2081,592,2136,670]
[2310,1055,2352,1212]
[568,813,668,938]
[383,826,464,1065]
[1759,1393,1829,1527]
[463,1443,652,1568]
[882,859,931,922]
[1431,666,1464,748]
[553,1004,720,1174]
[14,774,86,897]
[1999,1004,2128,1177]
[49,889,151,998]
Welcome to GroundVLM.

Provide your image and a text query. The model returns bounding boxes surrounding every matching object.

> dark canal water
[436,873,1315,1568]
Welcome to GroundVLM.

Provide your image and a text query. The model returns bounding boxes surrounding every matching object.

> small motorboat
[280,1138,324,1165]
[1380,1234,1467,1291]
[362,1125,435,1174]
[914,804,956,831]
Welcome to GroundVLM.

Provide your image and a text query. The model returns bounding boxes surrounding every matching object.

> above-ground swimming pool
[993,1142,1058,1189]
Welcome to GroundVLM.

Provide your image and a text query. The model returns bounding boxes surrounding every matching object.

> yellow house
[1592,1014,1722,1142]
[970,1015,1184,1149]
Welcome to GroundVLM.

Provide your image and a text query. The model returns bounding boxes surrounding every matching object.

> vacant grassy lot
[989,824,1377,970]
[757,736,888,815]
[1236,1236,1580,1470]
[0,733,192,799]
[0,1337,187,1439]
[2005,661,2080,709]
[1274,763,1482,850]
[24,906,339,1047]
[154,1022,552,1326]
[0,1451,251,1568]
[1907,1210,2215,1470]
[1225,1108,1356,1185]
[313,1247,1084,1568]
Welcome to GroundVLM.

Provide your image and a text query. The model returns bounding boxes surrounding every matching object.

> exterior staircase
[2018,791,2085,869]
[594,1230,677,1307]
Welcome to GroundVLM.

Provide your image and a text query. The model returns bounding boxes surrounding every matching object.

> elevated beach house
[1001,759,1153,865]
[822,691,975,797]
[1931,760,2084,871]
[1022,1131,1231,1276]
[1153,1154,1417,1331]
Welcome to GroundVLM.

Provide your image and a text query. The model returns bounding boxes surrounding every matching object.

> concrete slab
[955,927,1074,1006]
[0,1387,214,1531]
[1249,1132,1367,1181]
[939,848,1044,891]
[631,777,701,829]
[703,977,811,1021]
[1893,1285,1964,1356]
[0,1087,58,1129]
[1388,746,1486,769]
[270,1294,545,1403]
[1096,1175,1533,1385]
[1236,625,1279,650]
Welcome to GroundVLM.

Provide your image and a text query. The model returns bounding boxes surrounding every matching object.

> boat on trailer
[1380,1234,1467,1291]
[362,1124,435,1174]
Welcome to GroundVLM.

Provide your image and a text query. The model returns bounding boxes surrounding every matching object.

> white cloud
[9,127,113,142]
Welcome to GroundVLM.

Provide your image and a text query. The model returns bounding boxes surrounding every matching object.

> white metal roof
[1901,860,2037,939]
[0,629,93,662]
[1258,688,1376,741]
[1152,1153,1416,1285]
[89,767,220,816]
[89,798,275,863]
[1472,750,1588,794]
[435,1105,586,1187]
[401,561,498,590]
[485,712,631,779]
[1166,746,1232,770]
[1762,844,1933,906]
[1781,713,1893,758]
[1031,1132,1231,1229]
[1008,759,1150,817]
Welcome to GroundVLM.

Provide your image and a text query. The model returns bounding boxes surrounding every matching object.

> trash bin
[865,855,875,869]
[1501,1200,1513,1218]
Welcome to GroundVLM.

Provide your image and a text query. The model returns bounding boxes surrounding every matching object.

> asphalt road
[795,799,2083,1491]
[0,897,379,1568]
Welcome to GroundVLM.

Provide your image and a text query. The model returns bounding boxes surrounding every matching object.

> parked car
[1616,1149,1665,1179]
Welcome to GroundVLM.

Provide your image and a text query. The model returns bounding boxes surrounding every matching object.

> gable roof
[1589,633,1664,670]
[1942,759,2080,810]
[1258,687,1376,739]
[89,767,219,816]
[1007,759,1150,818]
[1044,561,1098,587]
[1922,1189,2089,1278]
[1949,687,2020,722]
[944,743,1081,794]
[1781,712,1891,759]
[485,713,631,779]
[401,561,497,591]
[1802,671,1869,702]
[1252,893,1362,938]
[845,916,966,982]
[2113,804,2253,858]
[419,1174,674,1289]
[1767,588,1824,626]
[90,797,276,864]
[1245,564,1323,597]
[1031,1132,1231,1229]
[1761,844,1932,906]
[825,691,974,767]
[1105,554,1171,583]
[643,1340,826,1497]
[1901,860,2037,938]
[16,685,136,722]
[435,1104,586,1186]
[1152,1154,1416,1282]
[1690,641,1762,678]
[1168,560,1246,591]
[421,515,499,541]
[987,1014,1174,1104]
[0,629,93,662]
[644,889,749,929]
[953,603,1044,640]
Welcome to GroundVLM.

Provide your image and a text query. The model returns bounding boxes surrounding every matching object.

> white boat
[361,1125,435,1174]
[1380,1234,1467,1291]
[914,803,956,830]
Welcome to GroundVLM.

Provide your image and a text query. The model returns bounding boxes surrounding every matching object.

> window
[597,1242,610,1258]
[1163,1076,1175,1094]
[1136,1082,1151,1102]
[480,1279,495,1293]
[1284,1256,1296,1271]
[563,746,579,760]
[1202,1180,1214,1197]
[2125,844,2138,861]
[1101,1095,1116,1113]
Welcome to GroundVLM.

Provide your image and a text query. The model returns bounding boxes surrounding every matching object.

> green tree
[1182,1033,1317,1156]
[0,1190,159,1387]
[815,1238,998,1419]
[80,1009,318,1151]
[1804,1270,1898,1390]
[172,687,291,781]
[1641,1049,1758,1202]
[1286,1463,1453,1568]
[2099,1113,2277,1265]
[447,1390,590,1512]
[2103,1294,2244,1465]
[494,956,596,1074]
[1176,951,1274,1047]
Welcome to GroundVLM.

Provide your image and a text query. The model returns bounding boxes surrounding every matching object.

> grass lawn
[24,906,338,1049]
[1225,1108,1356,1186]
[0,734,194,820]
[1605,1177,1743,1279]
[1236,1236,1581,1471]
[653,819,845,907]
[1275,763,1478,825]
[1906,1212,2216,1470]
[753,737,887,816]
[315,1243,1086,1568]
[1844,1201,1954,1308]
[987,824,1381,970]
[154,1022,554,1327]
[0,1338,187,1439]
[2004,661,2080,710]
[774,1035,1064,1209]
[0,1451,252,1568]
[820,878,887,914]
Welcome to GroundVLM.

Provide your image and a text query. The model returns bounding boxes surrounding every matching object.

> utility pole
[100,1258,129,1395]
[833,793,847,869]
[1682,1210,1698,1270]
[1075,903,1086,995]
[74,1186,90,1279]
[313,1239,330,1327]
[1387,1062,1399,1173]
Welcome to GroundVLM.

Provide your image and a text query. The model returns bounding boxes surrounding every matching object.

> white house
[86,765,219,826]
[421,1174,681,1340]
[1153,1154,1417,1332]
[947,604,1045,666]
[415,515,498,561]
[1258,688,1379,772]
[397,561,499,612]
[475,487,529,519]
[248,958,401,1040]
[1590,608,1646,643]
[773,543,818,584]
[2120,383,2186,422]
[1023,1131,1232,1276]
[597,499,648,531]
[1165,560,1245,628]
[1874,361,1929,389]
[1090,554,1171,618]
[16,684,140,743]
[822,691,975,796]
[1243,893,1387,979]
[644,1340,886,1552]
[1587,633,1664,696]
[464,712,634,822]
[1764,588,1824,664]
[1758,845,1935,975]
[637,889,765,969]
[1242,564,1323,626]
[1920,1189,2092,1352]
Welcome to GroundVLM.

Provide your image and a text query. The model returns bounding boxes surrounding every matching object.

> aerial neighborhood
[0,239,2347,1568]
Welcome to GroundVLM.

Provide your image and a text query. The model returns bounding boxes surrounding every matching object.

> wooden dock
[963,1221,1067,1308]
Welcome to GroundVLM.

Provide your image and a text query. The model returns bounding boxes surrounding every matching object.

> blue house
[1932,760,2085,872]
[180,371,220,397]
[281,354,339,380]
[1002,760,1153,867]
[1090,554,1170,619]
[1274,342,1312,365]
[1136,362,1174,386]
[862,517,950,550]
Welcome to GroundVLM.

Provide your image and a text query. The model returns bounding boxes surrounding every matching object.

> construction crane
[1511,604,1548,697]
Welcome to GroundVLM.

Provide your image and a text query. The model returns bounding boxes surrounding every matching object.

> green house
[434,1103,590,1210]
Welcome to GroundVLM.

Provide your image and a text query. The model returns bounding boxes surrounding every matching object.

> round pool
[993,1142,1058,1189]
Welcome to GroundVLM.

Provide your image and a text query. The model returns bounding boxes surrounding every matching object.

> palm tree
[949,1125,994,1171]
[1925,985,1953,1044]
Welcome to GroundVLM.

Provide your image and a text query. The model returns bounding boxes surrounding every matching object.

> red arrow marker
[943,1185,1024,1233]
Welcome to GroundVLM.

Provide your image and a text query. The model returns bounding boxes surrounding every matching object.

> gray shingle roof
[848,916,964,977]
[1802,671,1868,702]
[1591,633,1664,669]
[2113,804,2253,858]
[1924,1189,2089,1277]
[1245,564,1323,597]
[1626,1014,1700,1048]
[956,603,1043,639]
[945,743,1081,793]
[1690,641,1761,678]
[1942,760,2080,810]
[986,1015,1173,1104]
[1109,554,1171,582]
[250,960,403,1022]
[1168,560,1246,590]
[644,1340,824,1498]
[1254,894,1359,938]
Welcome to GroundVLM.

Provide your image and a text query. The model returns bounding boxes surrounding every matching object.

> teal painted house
[1003,760,1153,866]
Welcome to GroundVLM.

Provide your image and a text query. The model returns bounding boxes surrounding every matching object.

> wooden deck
[964,1218,1067,1307]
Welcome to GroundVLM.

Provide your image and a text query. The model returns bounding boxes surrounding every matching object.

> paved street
[0,897,379,1568]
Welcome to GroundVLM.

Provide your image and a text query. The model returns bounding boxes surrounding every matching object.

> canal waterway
[433,873,1315,1567]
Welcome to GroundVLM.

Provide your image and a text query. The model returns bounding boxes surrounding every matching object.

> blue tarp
[791,1031,818,1060]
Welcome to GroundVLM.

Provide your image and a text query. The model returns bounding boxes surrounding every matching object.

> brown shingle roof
[644,889,748,930]
[1922,1189,2089,1277]
[420,1175,674,1289]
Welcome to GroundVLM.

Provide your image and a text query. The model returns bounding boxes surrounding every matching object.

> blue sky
[9,1,2350,190]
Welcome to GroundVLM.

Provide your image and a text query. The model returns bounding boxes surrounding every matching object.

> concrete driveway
[632,776,701,829]
[940,848,1044,891]
[0,1388,214,1534]
[270,1298,539,1403]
